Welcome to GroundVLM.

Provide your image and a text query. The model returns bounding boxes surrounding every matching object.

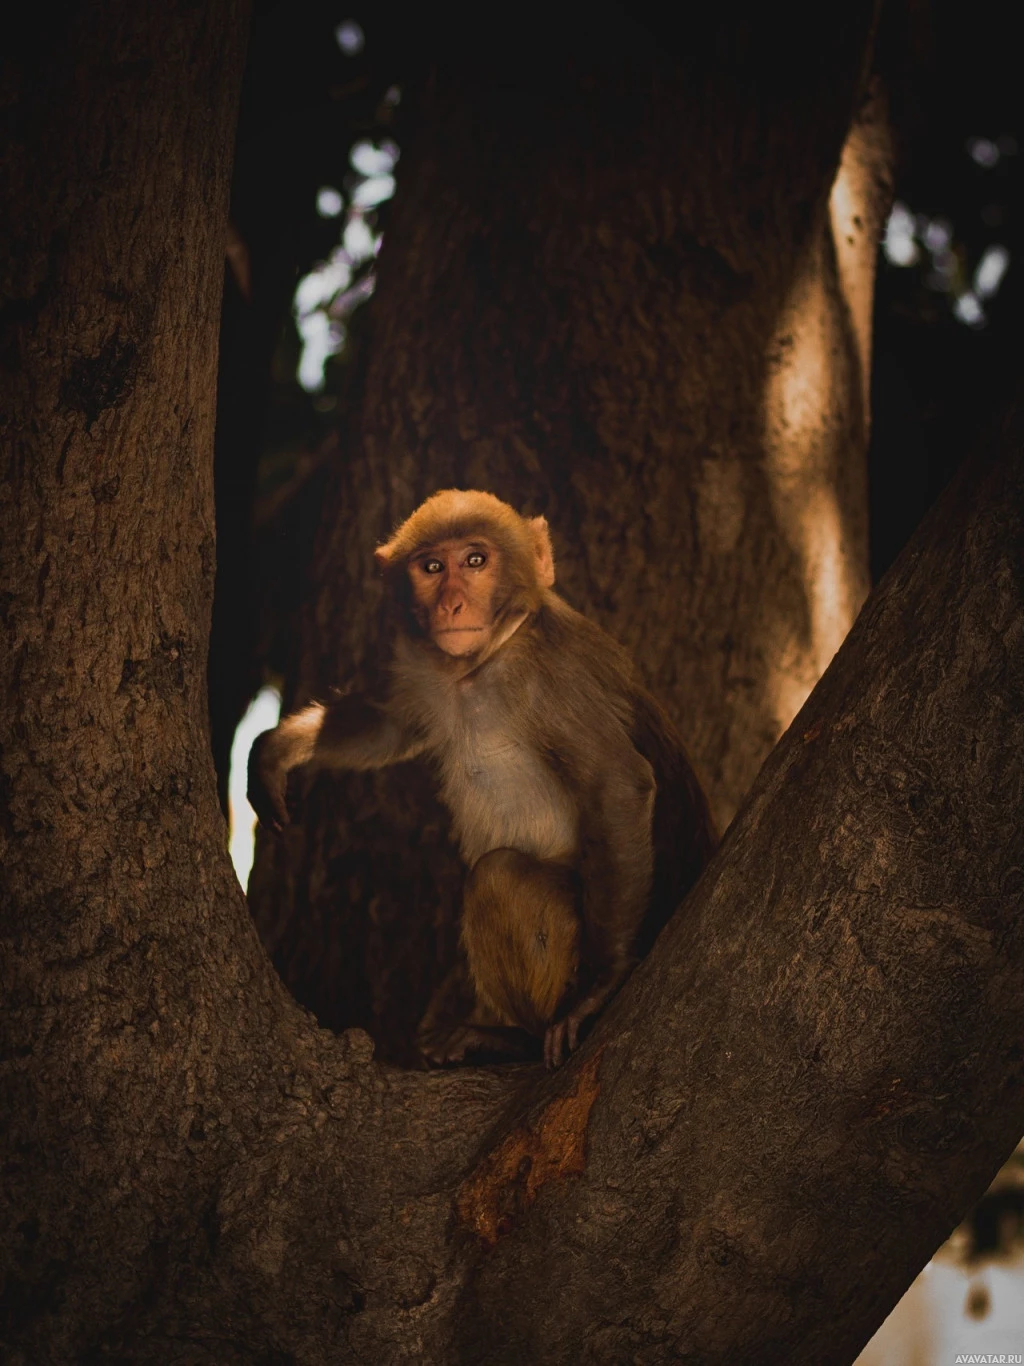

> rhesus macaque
[249,489,716,1066]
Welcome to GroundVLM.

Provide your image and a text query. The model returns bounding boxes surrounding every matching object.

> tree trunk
[0,2,262,1358]
[249,13,893,1061]
[6,7,1023,1365]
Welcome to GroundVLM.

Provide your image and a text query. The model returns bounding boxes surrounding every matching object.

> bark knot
[59,330,139,432]
[456,1047,604,1250]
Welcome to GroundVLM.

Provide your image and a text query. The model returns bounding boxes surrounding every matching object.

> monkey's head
[375,489,555,657]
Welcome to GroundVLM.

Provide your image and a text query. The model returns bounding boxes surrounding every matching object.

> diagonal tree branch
[456,408,1024,1364]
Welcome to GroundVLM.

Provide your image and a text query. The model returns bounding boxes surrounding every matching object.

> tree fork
[5,382,1019,1366]
[234,410,1024,1366]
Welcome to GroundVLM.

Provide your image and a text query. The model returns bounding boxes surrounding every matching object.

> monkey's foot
[420,1024,536,1067]
[544,1007,596,1067]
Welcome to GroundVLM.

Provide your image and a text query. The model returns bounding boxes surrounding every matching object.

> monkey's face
[407,537,506,656]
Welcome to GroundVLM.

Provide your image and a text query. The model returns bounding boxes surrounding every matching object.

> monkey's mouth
[434,625,489,656]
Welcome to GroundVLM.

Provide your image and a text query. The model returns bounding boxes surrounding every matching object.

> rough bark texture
[0,2,262,1358]
[249,15,894,1061]
[6,6,1023,1365]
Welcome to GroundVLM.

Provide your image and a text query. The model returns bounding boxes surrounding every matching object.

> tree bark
[6,6,1023,1365]
[0,2,262,1359]
[249,12,893,1061]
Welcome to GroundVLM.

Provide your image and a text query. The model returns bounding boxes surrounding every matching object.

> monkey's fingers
[544,1019,569,1068]
[420,1026,478,1067]
[545,1005,595,1067]
[248,781,290,834]
[246,733,291,833]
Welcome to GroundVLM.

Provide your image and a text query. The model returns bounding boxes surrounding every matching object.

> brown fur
[462,850,580,1036]
[375,488,554,588]
[248,489,717,1066]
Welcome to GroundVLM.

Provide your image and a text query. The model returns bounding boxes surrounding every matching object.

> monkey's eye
[422,558,444,574]
[465,550,487,568]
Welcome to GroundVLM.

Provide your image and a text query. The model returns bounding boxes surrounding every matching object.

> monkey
[248,489,716,1066]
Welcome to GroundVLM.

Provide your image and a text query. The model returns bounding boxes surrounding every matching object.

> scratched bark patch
[457,1048,604,1249]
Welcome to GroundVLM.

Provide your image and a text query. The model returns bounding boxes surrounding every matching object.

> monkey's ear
[374,547,392,573]
[529,517,555,589]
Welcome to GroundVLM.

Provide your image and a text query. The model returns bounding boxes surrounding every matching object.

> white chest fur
[427,672,578,868]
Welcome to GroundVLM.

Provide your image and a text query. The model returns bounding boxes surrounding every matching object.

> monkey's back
[529,593,717,944]
[630,687,718,951]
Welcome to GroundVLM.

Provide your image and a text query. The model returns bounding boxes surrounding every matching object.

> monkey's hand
[247,730,290,833]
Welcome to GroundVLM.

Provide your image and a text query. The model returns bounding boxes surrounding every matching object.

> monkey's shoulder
[521,598,646,730]
[532,601,710,804]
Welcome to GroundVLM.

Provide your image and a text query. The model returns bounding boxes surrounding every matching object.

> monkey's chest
[438,721,578,868]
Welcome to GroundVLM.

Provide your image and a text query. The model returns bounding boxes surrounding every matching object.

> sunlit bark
[761,85,892,735]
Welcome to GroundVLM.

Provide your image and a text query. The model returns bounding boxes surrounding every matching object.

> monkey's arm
[247,695,425,831]
[545,743,656,1066]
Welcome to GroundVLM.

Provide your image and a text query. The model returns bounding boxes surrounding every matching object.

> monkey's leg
[417,956,475,1046]
[462,848,580,1041]
[416,957,535,1066]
